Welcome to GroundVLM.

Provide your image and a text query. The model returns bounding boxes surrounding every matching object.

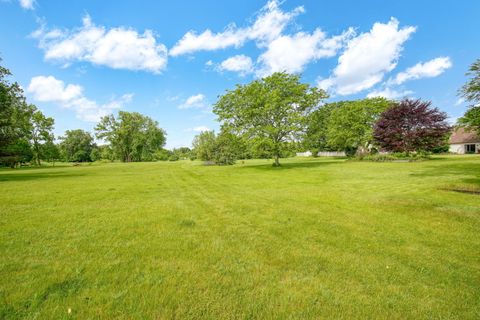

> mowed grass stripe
[0,156,479,319]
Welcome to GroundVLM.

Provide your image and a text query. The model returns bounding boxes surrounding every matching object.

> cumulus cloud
[170,0,304,56]
[32,15,168,73]
[178,94,208,109]
[19,0,34,9]
[257,28,354,76]
[28,75,132,122]
[218,55,254,75]
[319,18,416,95]
[366,87,413,99]
[390,56,452,85]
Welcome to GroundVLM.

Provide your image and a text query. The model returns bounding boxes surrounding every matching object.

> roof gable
[449,127,480,144]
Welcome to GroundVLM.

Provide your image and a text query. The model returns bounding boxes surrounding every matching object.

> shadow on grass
[240,159,343,171]
[410,162,480,180]
[0,169,87,182]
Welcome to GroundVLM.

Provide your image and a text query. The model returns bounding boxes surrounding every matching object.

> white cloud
[32,15,168,73]
[366,87,413,99]
[19,0,34,10]
[169,0,304,56]
[28,75,132,122]
[319,18,416,95]
[178,94,207,109]
[390,56,452,85]
[256,28,354,76]
[192,126,210,132]
[218,55,254,75]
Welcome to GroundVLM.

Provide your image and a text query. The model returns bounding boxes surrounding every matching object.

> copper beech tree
[373,99,451,153]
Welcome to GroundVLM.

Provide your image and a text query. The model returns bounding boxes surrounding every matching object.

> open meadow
[1,155,479,319]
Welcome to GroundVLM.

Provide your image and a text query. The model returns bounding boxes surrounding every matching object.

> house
[449,127,480,154]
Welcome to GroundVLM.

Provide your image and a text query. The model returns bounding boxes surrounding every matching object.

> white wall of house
[449,143,480,154]
[449,144,465,154]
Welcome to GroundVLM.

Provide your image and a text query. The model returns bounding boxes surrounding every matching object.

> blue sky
[0,0,478,148]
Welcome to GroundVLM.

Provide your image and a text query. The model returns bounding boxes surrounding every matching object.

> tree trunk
[273,154,280,167]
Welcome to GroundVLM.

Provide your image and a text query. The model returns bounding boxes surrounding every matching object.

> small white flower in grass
[68,308,72,314]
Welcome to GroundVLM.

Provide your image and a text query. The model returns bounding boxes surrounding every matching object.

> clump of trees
[458,58,480,134]
[95,111,167,162]
[59,129,96,162]
[192,130,246,165]
[0,62,55,167]
[214,72,327,166]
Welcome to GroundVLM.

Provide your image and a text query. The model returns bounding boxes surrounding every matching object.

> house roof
[449,127,480,144]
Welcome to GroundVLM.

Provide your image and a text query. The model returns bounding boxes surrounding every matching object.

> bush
[168,154,179,161]
[356,152,430,162]
[154,149,171,161]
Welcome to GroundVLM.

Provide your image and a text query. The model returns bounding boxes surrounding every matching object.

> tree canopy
[95,111,166,162]
[326,98,391,155]
[458,59,480,134]
[213,72,327,166]
[373,99,450,153]
[459,58,480,105]
[60,129,96,162]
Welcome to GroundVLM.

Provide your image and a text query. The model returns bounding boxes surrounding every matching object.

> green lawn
[1,156,479,319]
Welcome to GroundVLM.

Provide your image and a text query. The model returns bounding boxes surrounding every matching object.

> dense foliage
[373,99,450,153]
[95,111,166,162]
[458,106,480,135]
[459,58,480,105]
[0,63,55,167]
[326,98,392,155]
[214,72,327,166]
[59,129,96,162]
[458,58,480,134]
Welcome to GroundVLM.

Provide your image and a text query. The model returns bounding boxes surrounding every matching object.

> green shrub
[356,152,430,162]
[168,154,179,161]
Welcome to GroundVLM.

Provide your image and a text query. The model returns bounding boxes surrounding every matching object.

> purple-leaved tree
[373,99,451,153]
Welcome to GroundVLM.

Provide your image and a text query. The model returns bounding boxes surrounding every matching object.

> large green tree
[0,63,33,167]
[214,72,327,166]
[59,129,95,162]
[95,111,166,162]
[326,98,392,155]
[29,106,55,165]
[303,102,342,154]
[458,59,480,134]
[458,106,480,135]
[192,130,217,162]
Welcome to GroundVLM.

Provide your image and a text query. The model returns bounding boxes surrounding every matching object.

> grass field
[1,156,479,319]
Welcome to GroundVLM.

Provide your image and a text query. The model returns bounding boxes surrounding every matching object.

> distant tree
[459,58,480,105]
[154,148,172,161]
[60,129,95,162]
[303,102,342,155]
[458,106,480,135]
[458,59,480,134]
[0,62,33,167]
[172,147,192,160]
[95,111,166,162]
[90,147,101,162]
[99,145,116,162]
[41,140,60,165]
[192,130,216,162]
[214,72,327,166]
[373,99,451,153]
[326,98,391,155]
[212,130,245,165]
[29,106,55,165]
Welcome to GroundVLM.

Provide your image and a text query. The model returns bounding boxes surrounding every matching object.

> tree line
[1,58,478,168]
[191,58,479,166]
